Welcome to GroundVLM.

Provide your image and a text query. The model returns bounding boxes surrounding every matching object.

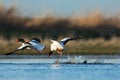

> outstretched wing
[60,36,84,45]
[5,43,31,55]
[17,43,31,50]
[60,37,75,45]
[29,41,45,51]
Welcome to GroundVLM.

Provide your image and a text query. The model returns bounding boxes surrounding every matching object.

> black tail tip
[48,51,53,57]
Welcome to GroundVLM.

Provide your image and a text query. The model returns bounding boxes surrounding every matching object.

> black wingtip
[5,51,14,55]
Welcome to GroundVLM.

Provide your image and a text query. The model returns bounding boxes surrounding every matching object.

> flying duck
[29,38,46,54]
[48,37,80,56]
[5,38,45,55]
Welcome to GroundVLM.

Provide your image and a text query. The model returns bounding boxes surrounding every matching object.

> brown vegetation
[0,5,120,54]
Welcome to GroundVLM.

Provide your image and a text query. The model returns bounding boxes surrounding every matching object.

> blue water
[0,63,120,80]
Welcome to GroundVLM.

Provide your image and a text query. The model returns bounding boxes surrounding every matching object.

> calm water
[0,62,120,80]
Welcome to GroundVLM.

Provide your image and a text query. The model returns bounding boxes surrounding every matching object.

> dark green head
[16,38,25,43]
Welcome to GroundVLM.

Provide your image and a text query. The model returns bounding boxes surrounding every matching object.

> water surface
[0,62,120,80]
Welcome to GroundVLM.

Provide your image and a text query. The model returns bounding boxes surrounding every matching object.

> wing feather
[60,37,74,45]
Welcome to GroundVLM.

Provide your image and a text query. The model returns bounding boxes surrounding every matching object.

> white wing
[60,37,73,45]
[60,37,72,42]
[29,41,45,51]
[17,43,31,50]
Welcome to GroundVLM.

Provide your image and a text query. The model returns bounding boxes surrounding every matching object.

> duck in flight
[5,38,45,55]
[29,38,46,54]
[48,37,82,56]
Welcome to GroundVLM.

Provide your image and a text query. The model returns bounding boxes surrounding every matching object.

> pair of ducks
[6,37,79,56]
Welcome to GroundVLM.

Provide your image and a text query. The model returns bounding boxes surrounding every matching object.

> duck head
[16,38,25,43]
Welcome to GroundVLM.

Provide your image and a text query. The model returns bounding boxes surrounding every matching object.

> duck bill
[15,39,18,43]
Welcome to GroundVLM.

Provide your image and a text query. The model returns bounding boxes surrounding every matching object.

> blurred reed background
[0,5,120,55]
